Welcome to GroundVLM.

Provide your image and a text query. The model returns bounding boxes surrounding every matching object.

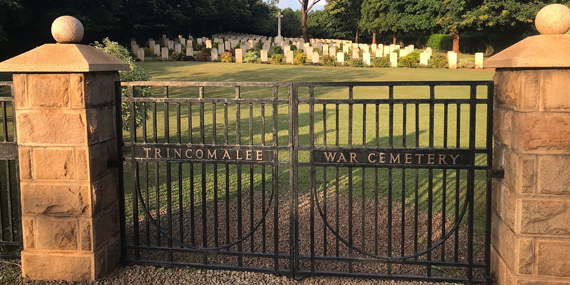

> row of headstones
[131,33,485,68]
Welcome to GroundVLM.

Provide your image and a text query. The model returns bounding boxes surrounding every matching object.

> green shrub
[290,44,298,51]
[323,55,336,67]
[399,52,420,68]
[221,52,233,63]
[235,43,241,49]
[270,54,283,65]
[347,59,364,67]
[426,34,453,51]
[294,53,307,65]
[244,50,259,63]
[195,52,211,61]
[313,47,321,54]
[93,38,151,131]
[201,47,211,54]
[143,47,154,57]
[195,42,204,50]
[373,56,390,68]
[213,42,219,49]
[428,54,447,68]
[458,57,476,69]
[170,51,184,61]
[269,46,283,55]
[293,49,304,57]
[255,40,263,51]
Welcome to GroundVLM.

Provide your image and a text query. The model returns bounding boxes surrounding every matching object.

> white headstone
[420,53,430,67]
[312,52,320,64]
[149,39,155,48]
[322,45,329,55]
[168,40,174,49]
[363,53,371,66]
[235,49,243,63]
[175,43,181,53]
[211,48,218,61]
[186,46,194,57]
[362,45,370,53]
[475,52,484,69]
[371,44,377,54]
[181,38,186,46]
[306,49,313,61]
[286,51,294,64]
[375,47,383,58]
[352,48,359,60]
[197,38,203,44]
[260,50,268,62]
[390,53,398,67]
[284,46,291,53]
[154,44,161,56]
[138,48,145,62]
[337,52,345,65]
[448,52,458,69]
[330,47,337,57]
[343,45,349,54]
[425,47,432,56]
[162,47,169,60]
[225,42,231,51]
[384,46,391,57]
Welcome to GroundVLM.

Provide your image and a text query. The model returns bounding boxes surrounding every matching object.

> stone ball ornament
[535,4,570,35]
[51,16,84,43]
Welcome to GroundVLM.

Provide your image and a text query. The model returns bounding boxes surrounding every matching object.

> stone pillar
[485,4,570,285]
[0,16,129,281]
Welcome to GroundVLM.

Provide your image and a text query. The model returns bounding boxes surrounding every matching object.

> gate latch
[490,169,505,179]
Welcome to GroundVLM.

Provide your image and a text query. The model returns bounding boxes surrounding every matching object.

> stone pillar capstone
[0,16,129,281]
[485,4,570,285]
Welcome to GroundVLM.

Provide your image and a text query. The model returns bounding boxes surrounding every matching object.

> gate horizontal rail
[118,80,493,284]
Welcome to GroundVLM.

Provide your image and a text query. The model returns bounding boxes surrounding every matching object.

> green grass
[123,61,494,246]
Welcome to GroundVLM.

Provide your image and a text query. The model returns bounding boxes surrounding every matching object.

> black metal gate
[118,80,493,284]
[0,82,22,259]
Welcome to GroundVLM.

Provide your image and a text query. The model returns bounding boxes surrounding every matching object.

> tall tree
[298,0,322,42]
[326,0,362,42]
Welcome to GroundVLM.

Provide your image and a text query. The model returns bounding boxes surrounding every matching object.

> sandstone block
[80,219,92,251]
[69,74,85,108]
[89,140,117,179]
[12,74,27,109]
[32,148,75,180]
[16,110,87,145]
[76,147,89,180]
[520,199,570,235]
[22,217,35,249]
[21,252,92,281]
[539,156,570,195]
[493,107,513,148]
[21,183,90,215]
[28,74,70,108]
[517,238,535,275]
[494,70,540,111]
[36,218,78,250]
[86,106,115,144]
[101,172,118,210]
[537,240,570,277]
[18,147,32,180]
[84,72,119,107]
[92,204,120,251]
[513,112,570,153]
[541,69,570,111]
[492,213,517,271]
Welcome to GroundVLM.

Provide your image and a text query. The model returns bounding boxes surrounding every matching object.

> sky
[275,0,327,11]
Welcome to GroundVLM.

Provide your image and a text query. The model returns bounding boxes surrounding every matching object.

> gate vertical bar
[290,82,299,276]
[484,83,494,284]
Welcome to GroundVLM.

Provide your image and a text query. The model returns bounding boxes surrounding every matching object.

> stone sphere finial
[51,16,84,43]
[535,4,570,35]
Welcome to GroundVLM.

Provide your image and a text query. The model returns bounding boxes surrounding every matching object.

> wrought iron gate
[0,82,22,258]
[118,80,493,284]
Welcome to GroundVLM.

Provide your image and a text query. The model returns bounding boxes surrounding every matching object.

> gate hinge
[107,158,125,168]
[490,169,505,179]
[485,275,497,285]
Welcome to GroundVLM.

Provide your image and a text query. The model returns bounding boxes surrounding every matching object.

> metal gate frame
[118,80,494,284]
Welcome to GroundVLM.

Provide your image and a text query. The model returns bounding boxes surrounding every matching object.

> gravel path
[0,261,462,285]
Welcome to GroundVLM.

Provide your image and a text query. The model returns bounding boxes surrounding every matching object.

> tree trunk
[355,28,359,43]
[392,31,397,45]
[452,31,460,54]
[372,32,376,44]
[301,10,309,42]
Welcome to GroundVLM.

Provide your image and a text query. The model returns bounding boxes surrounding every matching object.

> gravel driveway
[0,261,463,285]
